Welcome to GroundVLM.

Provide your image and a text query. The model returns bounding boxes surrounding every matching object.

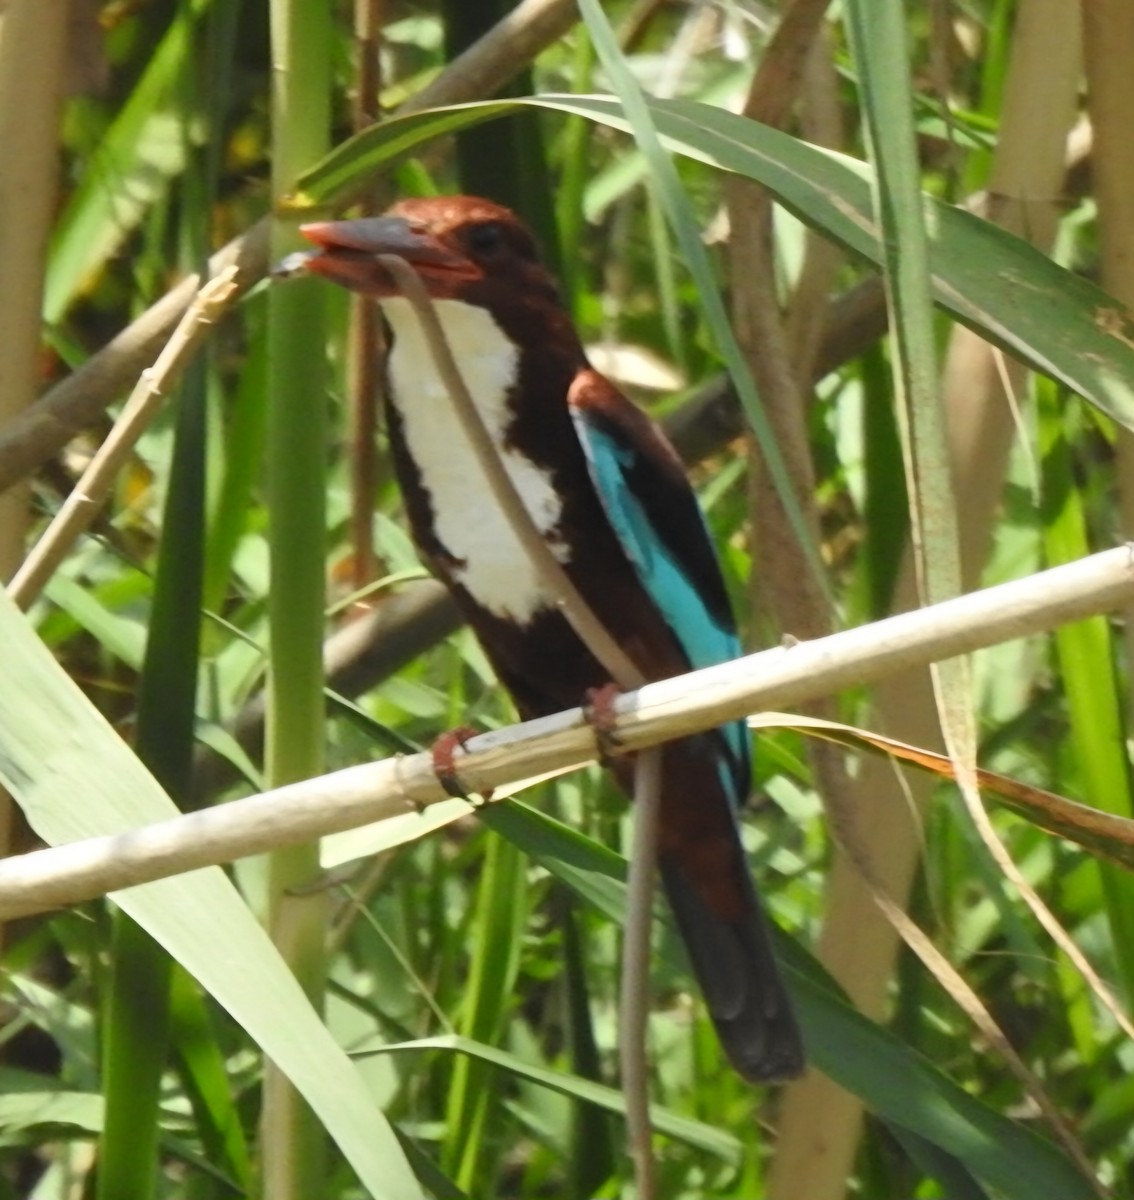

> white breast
[380,296,570,624]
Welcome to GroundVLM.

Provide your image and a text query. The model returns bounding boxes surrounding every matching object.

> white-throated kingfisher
[285,196,804,1084]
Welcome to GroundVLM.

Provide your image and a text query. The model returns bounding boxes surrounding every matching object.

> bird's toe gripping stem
[431,726,491,804]
[584,682,626,767]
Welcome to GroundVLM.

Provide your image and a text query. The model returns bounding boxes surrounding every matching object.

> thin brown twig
[620,744,662,1200]
[373,254,646,691]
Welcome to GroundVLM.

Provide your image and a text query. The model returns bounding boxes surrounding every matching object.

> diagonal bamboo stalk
[7,271,240,610]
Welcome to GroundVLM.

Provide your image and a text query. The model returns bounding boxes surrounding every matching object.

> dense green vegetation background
[1,0,1133,1197]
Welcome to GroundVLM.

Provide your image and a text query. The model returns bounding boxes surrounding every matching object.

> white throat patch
[380,296,570,624]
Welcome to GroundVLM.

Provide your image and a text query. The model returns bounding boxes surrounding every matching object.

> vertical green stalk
[99,346,209,1200]
[98,190,209,1200]
[174,6,254,1191]
[441,829,526,1190]
[262,0,331,1195]
[555,33,595,316]
[97,919,174,1200]
[1038,380,1134,998]
[559,892,616,1199]
[97,3,212,1194]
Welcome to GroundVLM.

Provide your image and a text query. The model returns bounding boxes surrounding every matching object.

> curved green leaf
[292,94,1134,435]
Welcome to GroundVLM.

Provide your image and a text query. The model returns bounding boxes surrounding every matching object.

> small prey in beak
[271,250,316,279]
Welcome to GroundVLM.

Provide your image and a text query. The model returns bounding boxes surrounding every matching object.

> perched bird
[287,195,804,1083]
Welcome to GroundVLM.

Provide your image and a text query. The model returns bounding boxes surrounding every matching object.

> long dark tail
[656,740,804,1084]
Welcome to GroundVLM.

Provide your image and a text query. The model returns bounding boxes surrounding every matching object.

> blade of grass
[372,1033,741,1161]
[843,13,1100,1185]
[572,0,830,603]
[0,589,424,1200]
[857,343,907,618]
[169,967,253,1192]
[1038,378,1134,996]
[844,0,961,609]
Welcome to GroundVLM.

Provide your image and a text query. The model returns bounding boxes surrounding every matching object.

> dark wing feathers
[568,368,804,1083]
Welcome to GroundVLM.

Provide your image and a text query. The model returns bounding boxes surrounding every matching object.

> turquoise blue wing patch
[571,409,750,796]
[572,412,740,670]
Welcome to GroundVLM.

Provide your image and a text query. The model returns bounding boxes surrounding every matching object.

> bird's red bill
[282,217,482,297]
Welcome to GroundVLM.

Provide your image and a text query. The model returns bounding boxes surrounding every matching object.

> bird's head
[286,196,565,316]
[280,196,581,356]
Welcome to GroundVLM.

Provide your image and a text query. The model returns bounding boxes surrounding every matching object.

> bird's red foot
[431,726,490,804]
[584,682,626,766]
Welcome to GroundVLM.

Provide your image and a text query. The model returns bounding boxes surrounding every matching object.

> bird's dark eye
[466,222,504,254]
